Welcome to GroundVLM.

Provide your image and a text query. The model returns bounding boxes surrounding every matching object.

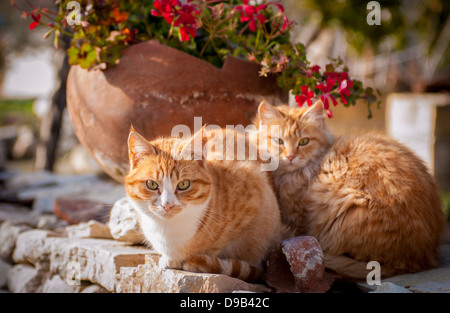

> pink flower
[295,86,315,107]
[315,77,338,110]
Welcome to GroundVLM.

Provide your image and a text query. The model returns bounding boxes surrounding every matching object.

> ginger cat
[125,127,282,282]
[254,100,445,278]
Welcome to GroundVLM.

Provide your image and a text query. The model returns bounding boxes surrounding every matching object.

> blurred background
[0,0,449,214]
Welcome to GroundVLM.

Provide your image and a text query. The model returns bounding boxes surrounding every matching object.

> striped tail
[183,254,263,283]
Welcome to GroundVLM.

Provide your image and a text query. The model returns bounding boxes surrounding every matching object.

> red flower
[274,3,285,13]
[295,86,315,107]
[235,0,267,32]
[29,13,40,31]
[175,3,200,41]
[337,79,354,104]
[179,25,196,41]
[306,65,321,77]
[326,71,348,82]
[273,3,291,31]
[315,77,338,110]
[175,3,198,26]
[280,14,290,31]
[151,0,181,24]
[151,0,199,41]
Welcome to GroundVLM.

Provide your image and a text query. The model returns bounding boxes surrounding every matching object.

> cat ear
[128,127,157,169]
[303,100,325,127]
[258,99,283,125]
[180,126,208,166]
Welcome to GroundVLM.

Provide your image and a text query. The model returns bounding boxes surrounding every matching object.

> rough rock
[7,264,49,293]
[66,220,112,239]
[108,197,142,244]
[0,258,12,289]
[264,236,333,293]
[0,221,30,261]
[11,228,273,293]
[12,229,151,291]
[42,274,85,293]
[80,284,109,293]
[116,255,271,293]
[36,214,68,230]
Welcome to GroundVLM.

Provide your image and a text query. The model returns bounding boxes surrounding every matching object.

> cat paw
[158,256,183,271]
[182,254,214,274]
[182,261,203,274]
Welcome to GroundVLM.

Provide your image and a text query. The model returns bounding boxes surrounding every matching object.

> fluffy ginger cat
[254,100,445,278]
[125,126,282,282]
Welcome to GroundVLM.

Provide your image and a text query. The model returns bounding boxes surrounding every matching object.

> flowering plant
[15,0,379,118]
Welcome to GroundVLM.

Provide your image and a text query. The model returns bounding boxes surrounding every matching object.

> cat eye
[146,180,159,190]
[299,138,310,146]
[177,180,191,191]
[273,137,284,145]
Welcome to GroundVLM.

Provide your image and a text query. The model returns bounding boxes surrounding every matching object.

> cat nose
[163,204,174,212]
[287,155,294,161]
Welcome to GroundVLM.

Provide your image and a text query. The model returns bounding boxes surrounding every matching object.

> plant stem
[199,36,211,57]
[59,27,74,37]
[209,36,220,56]
[255,28,261,52]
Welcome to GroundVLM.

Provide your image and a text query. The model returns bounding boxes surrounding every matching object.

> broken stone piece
[7,264,49,293]
[108,197,142,244]
[116,254,271,293]
[12,229,151,291]
[0,221,30,261]
[66,220,112,239]
[264,236,333,293]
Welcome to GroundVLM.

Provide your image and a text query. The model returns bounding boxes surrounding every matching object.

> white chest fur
[129,197,209,261]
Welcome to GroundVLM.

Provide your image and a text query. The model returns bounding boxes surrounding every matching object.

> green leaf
[67,46,80,65]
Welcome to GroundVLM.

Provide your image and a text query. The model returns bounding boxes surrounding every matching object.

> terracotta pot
[67,40,287,182]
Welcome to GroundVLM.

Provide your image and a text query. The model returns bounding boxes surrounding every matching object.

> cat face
[256,101,333,172]
[125,131,212,220]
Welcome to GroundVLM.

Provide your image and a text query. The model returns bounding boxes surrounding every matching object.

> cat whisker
[196,215,216,240]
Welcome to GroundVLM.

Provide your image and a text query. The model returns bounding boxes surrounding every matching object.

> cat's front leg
[158,255,183,271]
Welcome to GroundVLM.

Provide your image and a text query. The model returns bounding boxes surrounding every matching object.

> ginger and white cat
[125,127,282,282]
[254,100,446,278]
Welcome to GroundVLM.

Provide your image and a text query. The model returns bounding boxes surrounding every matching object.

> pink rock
[264,236,333,293]
[53,197,111,225]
